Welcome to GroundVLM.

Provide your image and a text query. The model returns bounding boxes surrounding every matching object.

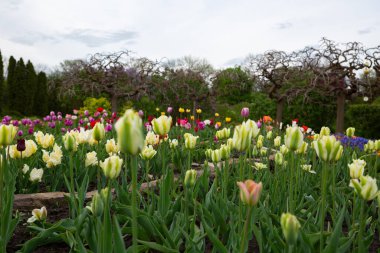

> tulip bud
[281,213,301,245]
[241,107,249,118]
[0,124,17,146]
[260,147,267,156]
[184,133,199,149]
[346,127,355,138]
[89,192,104,217]
[237,180,262,206]
[256,139,263,149]
[140,145,157,160]
[205,148,212,160]
[274,136,281,147]
[92,122,105,142]
[275,152,283,166]
[219,144,231,160]
[266,131,273,140]
[169,139,178,149]
[350,175,378,201]
[63,132,78,152]
[184,169,197,188]
[210,149,222,163]
[232,122,253,152]
[167,107,173,114]
[100,155,123,179]
[152,115,172,136]
[313,135,343,162]
[215,128,230,140]
[319,126,331,136]
[348,159,366,179]
[115,109,144,155]
[17,139,26,152]
[285,126,304,151]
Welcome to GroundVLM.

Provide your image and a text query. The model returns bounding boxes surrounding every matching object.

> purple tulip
[48,122,56,128]
[64,119,73,126]
[17,139,26,152]
[57,115,62,121]
[17,130,23,136]
[105,124,113,132]
[28,128,34,135]
[167,107,173,114]
[79,119,84,125]
[93,112,100,117]
[61,127,67,133]
[50,111,55,116]
[138,110,144,117]
[57,112,62,116]
[84,110,89,117]
[241,107,249,118]
[102,112,108,118]
[52,115,57,121]
[46,116,51,121]
[197,121,206,130]
[257,121,262,128]
[12,120,19,127]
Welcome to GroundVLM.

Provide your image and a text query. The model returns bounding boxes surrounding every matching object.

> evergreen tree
[14,58,28,115]
[34,72,48,116]
[6,56,17,113]
[25,60,37,115]
[0,51,4,114]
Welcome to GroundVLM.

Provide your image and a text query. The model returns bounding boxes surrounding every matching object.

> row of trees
[50,38,380,132]
[0,51,49,116]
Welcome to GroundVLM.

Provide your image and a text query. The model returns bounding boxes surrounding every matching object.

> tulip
[167,107,173,114]
[138,110,144,117]
[313,135,343,162]
[254,162,267,170]
[274,136,281,147]
[85,151,98,167]
[256,139,263,149]
[348,159,366,179]
[92,122,105,142]
[184,133,199,149]
[225,117,232,123]
[236,179,262,206]
[216,128,230,140]
[301,164,316,174]
[0,124,17,146]
[196,108,202,114]
[241,107,249,118]
[350,175,379,201]
[280,144,289,155]
[346,127,355,138]
[284,126,304,151]
[63,132,78,152]
[232,122,253,152]
[140,145,157,160]
[29,168,44,182]
[151,115,172,136]
[22,164,30,174]
[169,139,178,149]
[27,206,47,223]
[215,113,219,117]
[17,139,26,152]
[34,131,55,149]
[179,107,185,113]
[42,144,63,168]
[87,192,104,217]
[266,131,273,140]
[105,138,120,155]
[100,155,123,179]
[210,149,222,163]
[186,109,191,113]
[184,169,197,188]
[275,152,283,165]
[115,109,144,155]
[296,142,308,154]
[246,119,260,138]
[262,116,272,123]
[319,126,330,136]
[281,213,301,245]
[220,144,231,160]
[9,140,38,159]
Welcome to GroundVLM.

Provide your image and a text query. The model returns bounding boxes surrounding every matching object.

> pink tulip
[237,180,263,206]
[241,107,249,118]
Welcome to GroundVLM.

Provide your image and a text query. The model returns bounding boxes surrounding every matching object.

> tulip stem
[240,206,253,253]
[358,198,366,252]
[289,152,294,213]
[0,149,5,215]
[69,152,76,218]
[131,154,139,253]
[320,162,328,252]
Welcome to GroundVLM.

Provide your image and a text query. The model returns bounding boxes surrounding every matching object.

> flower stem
[131,155,139,253]
[240,206,254,253]
[358,198,365,252]
[320,162,328,252]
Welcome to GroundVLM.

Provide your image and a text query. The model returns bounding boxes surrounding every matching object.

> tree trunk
[336,92,345,133]
[275,98,285,126]
[111,94,118,113]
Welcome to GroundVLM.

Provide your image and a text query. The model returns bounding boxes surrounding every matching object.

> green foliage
[25,60,37,115]
[346,103,380,138]
[80,97,111,114]
[213,67,253,104]
[6,56,17,114]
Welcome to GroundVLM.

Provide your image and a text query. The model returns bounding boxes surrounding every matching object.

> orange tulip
[263,116,272,123]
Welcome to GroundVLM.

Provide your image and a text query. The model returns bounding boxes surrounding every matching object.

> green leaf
[137,240,179,253]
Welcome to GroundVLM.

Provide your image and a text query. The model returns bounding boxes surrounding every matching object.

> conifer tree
[25,60,37,115]
[6,56,17,112]
[14,58,28,114]
[34,72,48,116]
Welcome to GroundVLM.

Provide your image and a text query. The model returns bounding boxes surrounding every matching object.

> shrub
[80,97,111,115]
[346,103,380,138]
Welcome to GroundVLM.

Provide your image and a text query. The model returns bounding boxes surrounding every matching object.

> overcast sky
[0,0,379,70]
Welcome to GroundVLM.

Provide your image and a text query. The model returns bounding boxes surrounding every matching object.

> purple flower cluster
[336,134,369,151]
